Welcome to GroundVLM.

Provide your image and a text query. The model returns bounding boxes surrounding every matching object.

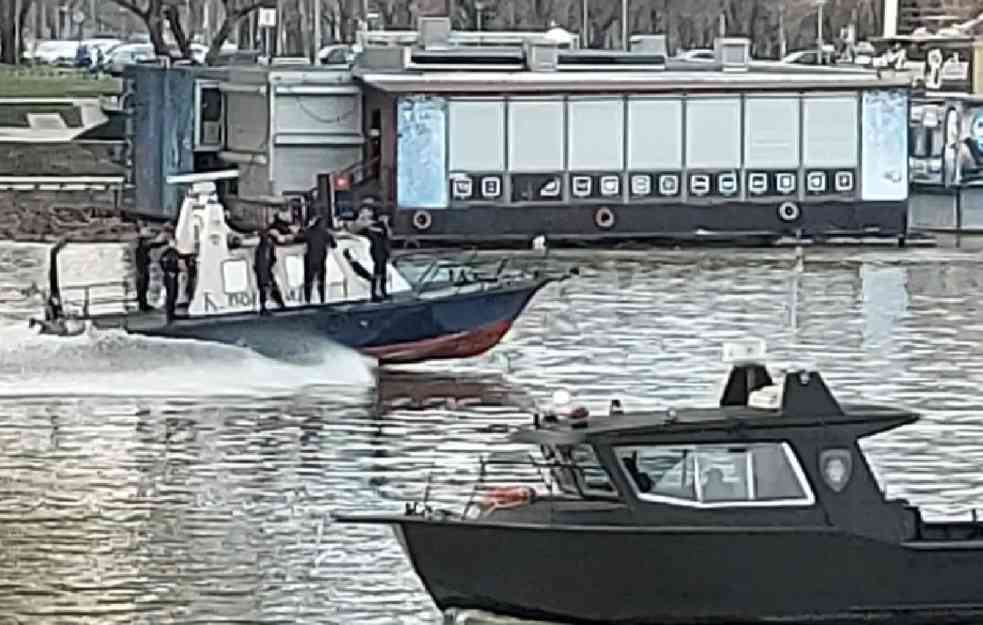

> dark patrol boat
[336,341,983,624]
[30,174,563,365]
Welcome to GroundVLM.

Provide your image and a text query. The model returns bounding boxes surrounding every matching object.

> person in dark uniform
[299,214,336,304]
[158,236,182,324]
[46,237,68,318]
[254,227,285,315]
[364,212,391,302]
[182,252,198,303]
[134,223,167,312]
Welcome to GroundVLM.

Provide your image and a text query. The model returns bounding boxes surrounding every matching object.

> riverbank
[0,65,121,98]
[0,191,137,242]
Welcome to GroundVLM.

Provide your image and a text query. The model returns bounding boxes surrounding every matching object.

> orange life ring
[480,486,535,510]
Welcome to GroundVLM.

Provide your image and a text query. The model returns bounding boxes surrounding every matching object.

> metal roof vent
[525,39,560,71]
[630,34,668,56]
[714,37,751,70]
[419,17,452,49]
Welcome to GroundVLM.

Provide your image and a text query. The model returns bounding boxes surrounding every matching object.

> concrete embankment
[0,141,134,242]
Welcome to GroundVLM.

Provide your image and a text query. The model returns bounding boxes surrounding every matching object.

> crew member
[29,237,70,333]
[159,236,182,324]
[254,227,285,315]
[134,223,167,312]
[182,251,198,303]
[365,212,391,301]
[299,214,337,304]
[46,237,68,319]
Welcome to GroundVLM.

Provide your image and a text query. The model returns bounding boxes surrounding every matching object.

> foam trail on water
[0,323,377,397]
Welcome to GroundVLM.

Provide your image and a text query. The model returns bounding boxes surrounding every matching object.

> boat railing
[0,279,134,316]
[407,448,613,521]
[58,280,134,317]
[392,250,544,296]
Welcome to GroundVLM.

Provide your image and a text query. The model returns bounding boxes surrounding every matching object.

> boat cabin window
[543,443,616,499]
[616,442,814,508]
[222,259,250,293]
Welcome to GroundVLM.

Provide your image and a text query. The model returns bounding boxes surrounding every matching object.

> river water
[1,241,983,624]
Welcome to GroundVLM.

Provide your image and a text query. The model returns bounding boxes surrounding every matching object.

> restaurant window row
[444,94,859,174]
[396,90,907,208]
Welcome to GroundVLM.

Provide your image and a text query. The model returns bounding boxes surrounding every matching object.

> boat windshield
[616,442,815,508]
[542,443,617,499]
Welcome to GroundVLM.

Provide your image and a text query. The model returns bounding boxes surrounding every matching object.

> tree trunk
[298,0,310,60]
[205,11,237,63]
[147,11,168,55]
[165,6,193,59]
[0,0,32,65]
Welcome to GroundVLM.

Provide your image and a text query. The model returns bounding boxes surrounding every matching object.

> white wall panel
[803,95,859,167]
[686,97,741,169]
[861,89,908,201]
[449,98,505,171]
[745,96,800,168]
[508,98,564,171]
[627,98,683,169]
[275,94,361,134]
[568,98,624,170]
[226,93,268,152]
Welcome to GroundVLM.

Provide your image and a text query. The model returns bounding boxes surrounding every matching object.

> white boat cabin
[164,178,412,316]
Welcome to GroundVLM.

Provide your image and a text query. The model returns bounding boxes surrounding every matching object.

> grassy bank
[0,65,122,98]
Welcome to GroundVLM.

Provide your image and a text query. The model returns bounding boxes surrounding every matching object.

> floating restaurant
[125,19,912,246]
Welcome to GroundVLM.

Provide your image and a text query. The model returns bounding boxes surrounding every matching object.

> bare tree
[204,0,269,63]
[107,0,169,54]
[0,0,33,64]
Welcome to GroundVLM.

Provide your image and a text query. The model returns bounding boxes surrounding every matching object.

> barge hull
[392,202,908,244]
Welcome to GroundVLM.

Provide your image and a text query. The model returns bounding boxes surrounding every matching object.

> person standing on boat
[364,211,391,302]
[134,223,168,312]
[299,214,337,304]
[254,227,286,315]
[158,235,182,324]
[45,237,68,322]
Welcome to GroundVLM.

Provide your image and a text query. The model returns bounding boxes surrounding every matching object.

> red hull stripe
[361,320,513,364]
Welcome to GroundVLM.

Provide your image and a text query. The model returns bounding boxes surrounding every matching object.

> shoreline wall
[0,190,137,242]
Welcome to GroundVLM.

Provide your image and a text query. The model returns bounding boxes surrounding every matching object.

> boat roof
[357,68,910,94]
[511,403,918,446]
[511,367,919,446]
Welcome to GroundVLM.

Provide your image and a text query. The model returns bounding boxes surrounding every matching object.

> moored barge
[337,341,983,624]
[120,21,912,248]
[347,23,911,246]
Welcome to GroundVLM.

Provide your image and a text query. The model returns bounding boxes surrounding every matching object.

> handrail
[57,280,133,317]
[334,155,382,188]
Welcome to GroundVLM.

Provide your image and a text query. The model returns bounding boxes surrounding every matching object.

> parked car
[318,43,360,65]
[99,42,157,75]
[30,40,80,66]
[781,46,836,65]
[675,48,715,62]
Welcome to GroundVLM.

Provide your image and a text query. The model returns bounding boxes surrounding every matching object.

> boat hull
[92,281,547,365]
[380,518,983,625]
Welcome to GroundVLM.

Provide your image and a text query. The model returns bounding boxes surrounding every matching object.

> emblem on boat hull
[819,449,853,492]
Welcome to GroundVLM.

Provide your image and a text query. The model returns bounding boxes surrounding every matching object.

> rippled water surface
[2,241,983,623]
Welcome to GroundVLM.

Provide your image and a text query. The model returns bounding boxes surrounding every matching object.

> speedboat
[30,173,567,365]
[336,340,983,624]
